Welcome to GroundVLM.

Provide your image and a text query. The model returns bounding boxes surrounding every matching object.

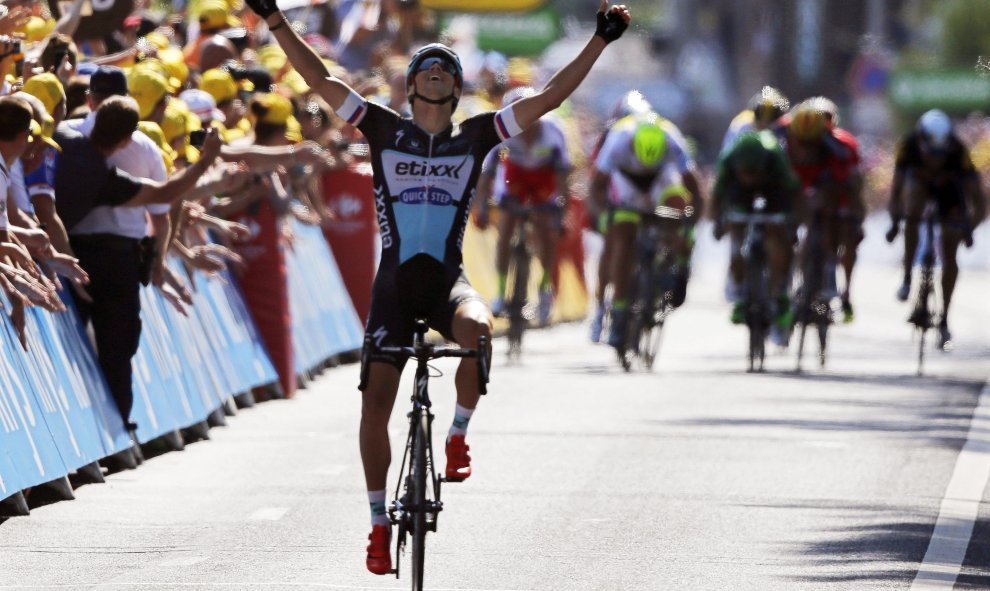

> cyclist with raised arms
[784,98,865,322]
[712,130,801,346]
[475,86,573,325]
[588,112,703,349]
[720,86,790,155]
[240,0,630,575]
[886,109,983,350]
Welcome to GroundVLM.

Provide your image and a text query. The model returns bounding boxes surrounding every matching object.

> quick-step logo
[381,150,474,204]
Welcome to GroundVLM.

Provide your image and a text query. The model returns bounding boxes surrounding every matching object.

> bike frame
[358,320,489,590]
[726,198,789,373]
[619,206,692,371]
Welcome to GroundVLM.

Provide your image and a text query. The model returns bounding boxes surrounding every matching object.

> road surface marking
[248,507,289,521]
[911,380,990,590]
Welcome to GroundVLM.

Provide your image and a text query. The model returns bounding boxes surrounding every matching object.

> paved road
[1,252,988,590]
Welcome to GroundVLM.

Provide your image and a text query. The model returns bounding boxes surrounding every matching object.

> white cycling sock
[447,403,475,440]
[368,489,389,527]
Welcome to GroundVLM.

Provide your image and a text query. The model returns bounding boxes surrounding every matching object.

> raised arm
[243,0,356,111]
[510,1,630,131]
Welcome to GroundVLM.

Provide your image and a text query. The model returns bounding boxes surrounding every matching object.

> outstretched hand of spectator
[159,283,190,317]
[0,260,53,308]
[199,127,224,167]
[0,8,30,38]
[295,142,335,170]
[41,251,90,287]
[159,263,194,307]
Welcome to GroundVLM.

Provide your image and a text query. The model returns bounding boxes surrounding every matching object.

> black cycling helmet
[406,43,464,112]
[747,86,789,126]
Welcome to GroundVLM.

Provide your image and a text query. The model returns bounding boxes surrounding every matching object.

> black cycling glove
[595,8,628,44]
[244,0,279,19]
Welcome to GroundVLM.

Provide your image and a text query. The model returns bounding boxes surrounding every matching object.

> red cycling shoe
[366,524,391,575]
[445,435,472,481]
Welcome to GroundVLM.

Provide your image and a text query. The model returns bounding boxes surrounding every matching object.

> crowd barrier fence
[1,219,363,512]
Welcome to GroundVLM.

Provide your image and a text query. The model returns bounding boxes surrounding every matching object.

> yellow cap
[129,70,171,120]
[253,92,294,126]
[22,73,65,118]
[134,58,181,92]
[28,119,61,151]
[257,44,288,76]
[23,16,55,44]
[280,69,310,97]
[143,32,171,50]
[161,99,202,144]
[137,121,177,174]
[199,69,237,104]
[197,1,242,30]
[157,47,190,88]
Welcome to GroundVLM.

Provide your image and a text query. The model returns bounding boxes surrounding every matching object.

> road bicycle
[616,205,692,371]
[502,201,560,358]
[903,204,940,376]
[793,195,834,371]
[359,320,489,591]
[726,197,789,373]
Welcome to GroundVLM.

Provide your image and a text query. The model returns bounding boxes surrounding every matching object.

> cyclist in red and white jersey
[475,86,572,325]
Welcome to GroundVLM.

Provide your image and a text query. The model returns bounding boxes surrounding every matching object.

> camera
[189,129,207,149]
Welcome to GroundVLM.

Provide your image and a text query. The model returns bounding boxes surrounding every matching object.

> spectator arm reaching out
[126,128,223,207]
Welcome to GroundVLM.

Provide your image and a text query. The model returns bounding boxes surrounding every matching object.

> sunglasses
[415,56,458,76]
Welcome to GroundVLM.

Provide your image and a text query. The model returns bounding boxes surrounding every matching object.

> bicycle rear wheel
[506,240,530,358]
[410,412,429,591]
[640,315,665,371]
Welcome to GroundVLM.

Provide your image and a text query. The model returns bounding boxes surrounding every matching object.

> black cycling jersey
[895,131,977,187]
[895,131,977,216]
[344,95,519,271]
[338,89,522,366]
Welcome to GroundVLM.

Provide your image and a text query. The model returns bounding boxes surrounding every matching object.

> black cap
[89,66,128,97]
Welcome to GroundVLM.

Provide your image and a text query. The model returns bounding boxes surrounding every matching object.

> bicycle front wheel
[410,412,429,591]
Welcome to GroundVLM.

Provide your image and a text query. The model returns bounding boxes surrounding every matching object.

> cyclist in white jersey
[589,112,703,348]
[242,0,631,575]
[476,86,572,325]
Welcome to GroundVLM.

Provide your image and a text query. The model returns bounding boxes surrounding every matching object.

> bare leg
[451,300,493,411]
[359,363,402,491]
[940,225,962,322]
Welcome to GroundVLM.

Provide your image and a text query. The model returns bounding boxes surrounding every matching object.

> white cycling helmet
[917,109,952,151]
[608,90,652,123]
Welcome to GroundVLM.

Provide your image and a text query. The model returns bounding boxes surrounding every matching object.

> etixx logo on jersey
[382,151,474,204]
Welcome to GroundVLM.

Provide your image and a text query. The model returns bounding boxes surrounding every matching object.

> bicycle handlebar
[358,329,490,395]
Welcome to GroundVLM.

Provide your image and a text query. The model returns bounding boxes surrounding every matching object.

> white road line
[911,380,990,590]
[247,507,289,521]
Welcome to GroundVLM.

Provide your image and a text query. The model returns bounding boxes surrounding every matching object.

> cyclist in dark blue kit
[242,0,631,575]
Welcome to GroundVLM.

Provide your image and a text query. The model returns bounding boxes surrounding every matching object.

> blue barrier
[130,261,279,444]
[0,289,128,501]
[1,257,280,504]
[285,219,365,376]
[1,221,359,507]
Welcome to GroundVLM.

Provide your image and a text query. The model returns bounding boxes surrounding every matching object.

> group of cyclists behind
[574,85,982,356]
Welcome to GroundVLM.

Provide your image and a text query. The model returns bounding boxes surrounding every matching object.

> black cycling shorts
[365,254,485,370]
